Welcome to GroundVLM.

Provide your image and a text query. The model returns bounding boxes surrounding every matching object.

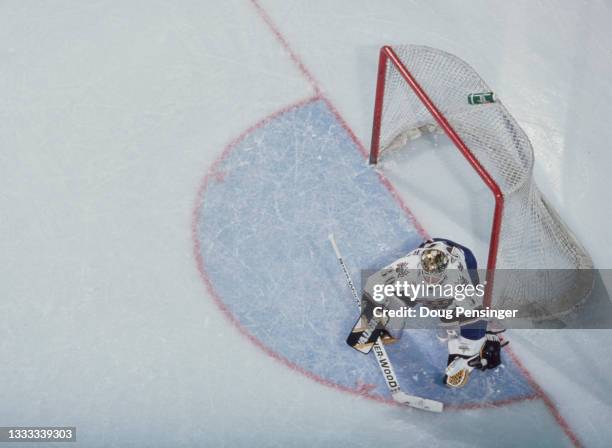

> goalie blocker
[346,294,399,353]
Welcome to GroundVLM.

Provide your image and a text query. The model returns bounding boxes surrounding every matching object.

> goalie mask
[420,243,449,284]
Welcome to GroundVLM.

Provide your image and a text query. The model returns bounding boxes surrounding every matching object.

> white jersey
[363,241,479,334]
[364,243,472,301]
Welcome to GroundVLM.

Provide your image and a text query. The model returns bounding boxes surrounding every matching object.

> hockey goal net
[370,45,593,319]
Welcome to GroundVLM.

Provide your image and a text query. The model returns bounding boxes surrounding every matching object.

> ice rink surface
[2,1,612,447]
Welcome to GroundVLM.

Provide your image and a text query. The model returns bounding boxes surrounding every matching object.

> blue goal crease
[195,99,535,406]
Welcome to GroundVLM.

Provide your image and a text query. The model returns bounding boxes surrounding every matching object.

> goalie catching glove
[444,330,508,388]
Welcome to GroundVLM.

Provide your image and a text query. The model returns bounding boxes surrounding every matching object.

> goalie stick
[328,234,443,413]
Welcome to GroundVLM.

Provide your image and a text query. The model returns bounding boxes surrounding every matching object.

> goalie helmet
[420,241,450,284]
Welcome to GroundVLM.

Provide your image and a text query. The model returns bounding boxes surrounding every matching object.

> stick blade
[392,392,444,413]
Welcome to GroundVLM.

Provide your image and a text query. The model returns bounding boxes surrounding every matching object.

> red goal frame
[369,45,504,307]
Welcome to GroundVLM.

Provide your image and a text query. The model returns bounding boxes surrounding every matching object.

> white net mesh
[376,45,593,318]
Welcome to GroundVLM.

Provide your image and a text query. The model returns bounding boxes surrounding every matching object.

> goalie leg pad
[443,330,508,387]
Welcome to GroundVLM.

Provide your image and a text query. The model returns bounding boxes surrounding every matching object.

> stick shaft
[328,233,443,412]
[328,234,360,306]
